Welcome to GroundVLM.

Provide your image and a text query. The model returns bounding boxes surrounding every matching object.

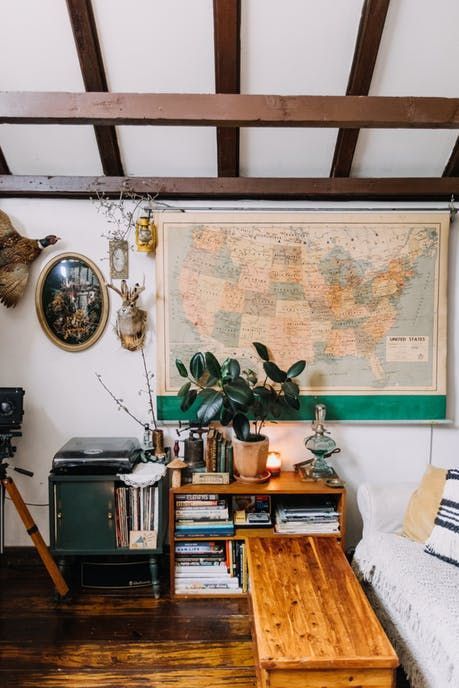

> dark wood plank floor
[0,550,410,688]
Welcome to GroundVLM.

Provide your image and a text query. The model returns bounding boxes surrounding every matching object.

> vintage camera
[0,387,24,428]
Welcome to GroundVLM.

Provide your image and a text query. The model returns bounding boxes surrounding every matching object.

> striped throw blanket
[425,468,459,567]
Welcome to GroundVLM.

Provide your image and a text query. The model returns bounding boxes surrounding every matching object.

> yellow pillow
[403,465,446,542]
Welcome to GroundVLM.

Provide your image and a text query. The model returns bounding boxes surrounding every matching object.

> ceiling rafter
[66,0,124,176]
[443,136,459,177]
[213,0,241,177]
[1,175,458,200]
[331,0,390,177]
[1,92,458,128]
[0,147,10,175]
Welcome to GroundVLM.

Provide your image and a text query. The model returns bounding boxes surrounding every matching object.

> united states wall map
[156,212,449,421]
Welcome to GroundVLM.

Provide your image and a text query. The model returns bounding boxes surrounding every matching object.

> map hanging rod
[159,203,457,220]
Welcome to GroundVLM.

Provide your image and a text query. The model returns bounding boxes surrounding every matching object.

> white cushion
[357,482,417,536]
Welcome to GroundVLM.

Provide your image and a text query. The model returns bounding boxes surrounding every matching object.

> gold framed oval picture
[35,253,109,352]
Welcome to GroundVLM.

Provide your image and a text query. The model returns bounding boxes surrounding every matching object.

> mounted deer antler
[107,279,147,351]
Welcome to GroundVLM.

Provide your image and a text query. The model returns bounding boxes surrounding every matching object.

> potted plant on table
[175,343,305,482]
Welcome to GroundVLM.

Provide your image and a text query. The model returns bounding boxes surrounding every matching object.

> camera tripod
[0,431,69,598]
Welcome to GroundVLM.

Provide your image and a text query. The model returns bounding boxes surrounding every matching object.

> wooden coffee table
[247,537,398,688]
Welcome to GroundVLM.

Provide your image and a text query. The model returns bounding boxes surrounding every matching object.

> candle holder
[266,451,282,477]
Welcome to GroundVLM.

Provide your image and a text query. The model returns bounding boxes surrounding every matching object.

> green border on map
[157,394,446,422]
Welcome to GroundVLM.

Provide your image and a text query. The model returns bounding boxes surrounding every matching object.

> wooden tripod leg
[2,477,69,598]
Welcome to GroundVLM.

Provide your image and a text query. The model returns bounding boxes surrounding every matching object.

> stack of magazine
[174,541,245,594]
[174,493,235,537]
[274,498,339,535]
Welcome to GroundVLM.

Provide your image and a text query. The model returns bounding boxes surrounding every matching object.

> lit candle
[267,451,282,477]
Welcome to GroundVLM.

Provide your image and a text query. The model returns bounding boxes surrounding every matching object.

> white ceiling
[0,0,458,177]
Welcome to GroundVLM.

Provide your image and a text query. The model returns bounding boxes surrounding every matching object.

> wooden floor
[0,550,411,688]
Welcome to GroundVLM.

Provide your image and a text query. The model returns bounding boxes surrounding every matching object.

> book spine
[214,432,222,472]
[241,543,248,593]
[175,542,224,552]
[205,429,216,472]
[175,494,219,501]
[226,443,233,479]
[174,499,223,507]
[175,560,227,568]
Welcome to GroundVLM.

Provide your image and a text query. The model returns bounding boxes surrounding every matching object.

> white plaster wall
[1,198,458,549]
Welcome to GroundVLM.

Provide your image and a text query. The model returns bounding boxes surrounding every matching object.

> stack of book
[174,493,235,537]
[114,485,158,548]
[174,541,247,594]
[205,429,234,477]
[274,498,340,534]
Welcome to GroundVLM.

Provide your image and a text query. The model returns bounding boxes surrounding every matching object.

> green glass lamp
[304,404,340,478]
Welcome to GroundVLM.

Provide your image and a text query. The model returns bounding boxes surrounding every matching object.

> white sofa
[352,483,459,688]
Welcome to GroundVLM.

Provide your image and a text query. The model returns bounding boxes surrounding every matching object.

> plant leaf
[196,389,224,425]
[228,358,241,380]
[220,407,234,426]
[220,358,232,382]
[282,380,299,398]
[180,388,197,412]
[224,379,254,407]
[252,399,265,419]
[263,361,287,383]
[204,375,219,388]
[253,385,272,400]
[178,381,191,398]
[175,359,188,378]
[205,351,222,379]
[190,352,206,380]
[286,360,306,378]
[233,413,251,441]
[284,394,300,410]
[252,341,270,361]
[271,400,284,418]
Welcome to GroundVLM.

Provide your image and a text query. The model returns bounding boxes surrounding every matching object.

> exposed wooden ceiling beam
[0,147,10,174]
[213,0,241,177]
[66,0,124,176]
[1,175,458,200]
[443,136,459,176]
[1,92,458,128]
[331,0,390,177]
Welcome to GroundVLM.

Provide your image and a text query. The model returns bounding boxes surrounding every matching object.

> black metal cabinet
[49,473,168,597]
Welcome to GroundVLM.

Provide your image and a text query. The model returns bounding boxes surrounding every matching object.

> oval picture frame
[35,252,109,352]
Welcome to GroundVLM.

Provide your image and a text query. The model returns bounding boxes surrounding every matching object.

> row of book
[274,498,340,534]
[174,540,248,594]
[205,429,234,476]
[114,485,159,548]
[175,494,341,535]
[175,493,235,537]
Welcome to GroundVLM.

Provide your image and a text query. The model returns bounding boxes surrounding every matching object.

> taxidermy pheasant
[0,209,60,308]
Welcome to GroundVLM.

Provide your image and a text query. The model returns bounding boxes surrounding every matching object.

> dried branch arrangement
[92,189,180,242]
[95,348,158,431]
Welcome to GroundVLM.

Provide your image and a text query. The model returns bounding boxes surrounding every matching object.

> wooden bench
[246,537,398,688]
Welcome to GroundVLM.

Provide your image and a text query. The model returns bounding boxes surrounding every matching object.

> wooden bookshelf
[169,471,346,597]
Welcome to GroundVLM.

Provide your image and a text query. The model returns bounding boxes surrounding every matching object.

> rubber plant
[175,342,305,441]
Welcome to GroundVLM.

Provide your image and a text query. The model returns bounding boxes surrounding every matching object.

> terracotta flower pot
[232,435,269,481]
